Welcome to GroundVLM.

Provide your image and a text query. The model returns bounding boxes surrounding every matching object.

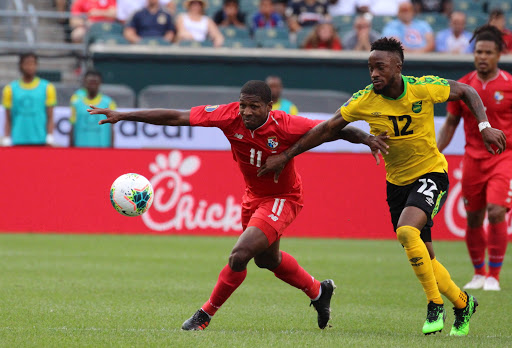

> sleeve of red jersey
[282,113,324,143]
[446,99,462,116]
[189,103,237,130]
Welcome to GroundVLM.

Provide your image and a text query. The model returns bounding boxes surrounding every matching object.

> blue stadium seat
[239,0,260,14]
[220,26,251,39]
[371,16,394,33]
[259,39,296,49]
[223,38,257,48]
[296,27,314,48]
[465,12,488,32]
[453,0,486,12]
[86,22,124,44]
[94,33,129,45]
[254,27,289,46]
[139,37,173,46]
[487,0,511,12]
[332,15,354,34]
[177,40,214,47]
[416,13,449,32]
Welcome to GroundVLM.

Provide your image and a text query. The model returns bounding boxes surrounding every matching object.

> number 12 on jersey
[250,148,262,167]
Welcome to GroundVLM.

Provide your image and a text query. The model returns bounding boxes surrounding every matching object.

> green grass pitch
[0,233,510,347]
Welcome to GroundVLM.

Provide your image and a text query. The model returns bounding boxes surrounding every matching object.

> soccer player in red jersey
[438,25,512,291]
[88,80,389,330]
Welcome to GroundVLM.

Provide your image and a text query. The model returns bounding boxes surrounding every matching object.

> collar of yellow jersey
[19,77,41,89]
[381,75,407,101]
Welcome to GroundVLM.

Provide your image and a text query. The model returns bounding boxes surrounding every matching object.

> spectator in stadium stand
[70,0,117,43]
[342,13,380,51]
[382,1,435,53]
[123,0,176,44]
[70,70,116,148]
[88,80,388,331]
[175,0,224,47]
[437,25,512,292]
[327,0,357,16]
[1,53,57,147]
[258,37,506,337]
[412,0,452,16]
[302,22,342,50]
[355,0,409,17]
[265,75,299,115]
[213,0,247,28]
[251,0,284,32]
[287,0,330,33]
[435,12,473,54]
[117,0,175,23]
[488,8,512,54]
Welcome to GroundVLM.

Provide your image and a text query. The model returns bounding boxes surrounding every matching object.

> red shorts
[461,152,512,212]
[241,193,303,246]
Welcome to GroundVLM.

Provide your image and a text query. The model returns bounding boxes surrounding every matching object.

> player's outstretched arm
[437,112,461,153]
[336,127,390,165]
[87,105,191,127]
[257,109,349,182]
[447,80,506,154]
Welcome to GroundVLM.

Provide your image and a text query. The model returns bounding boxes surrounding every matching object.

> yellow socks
[431,258,467,309]
[396,226,443,304]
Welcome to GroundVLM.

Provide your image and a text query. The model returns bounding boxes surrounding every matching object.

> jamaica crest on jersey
[267,136,279,150]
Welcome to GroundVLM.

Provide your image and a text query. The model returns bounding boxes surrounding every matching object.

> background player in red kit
[89,80,389,330]
[438,25,512,291]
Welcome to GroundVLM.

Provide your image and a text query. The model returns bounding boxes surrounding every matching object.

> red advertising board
[1,147,511,240]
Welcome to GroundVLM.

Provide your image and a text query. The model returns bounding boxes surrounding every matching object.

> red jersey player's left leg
[248,196,336,329]
[483,153,512,290]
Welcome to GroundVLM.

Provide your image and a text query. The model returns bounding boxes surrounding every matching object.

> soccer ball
[110,173,154,217]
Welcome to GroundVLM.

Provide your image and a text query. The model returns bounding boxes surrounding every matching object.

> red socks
[466,226,486,276]
[488,221,508,280]
[201,264,247,316]
[273,251,321,300]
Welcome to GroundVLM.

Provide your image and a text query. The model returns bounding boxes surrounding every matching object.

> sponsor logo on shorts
[205,105,219,112]
[426,197,434,206]
[268,214,279,221]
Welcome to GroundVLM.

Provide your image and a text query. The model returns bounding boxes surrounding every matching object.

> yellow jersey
[340,75,450,186]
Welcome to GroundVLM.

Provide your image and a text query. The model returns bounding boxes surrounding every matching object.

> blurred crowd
[52,0,511,52]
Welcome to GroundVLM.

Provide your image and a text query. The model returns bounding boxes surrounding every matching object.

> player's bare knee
[254,255,280,270]
[229,249,252,271]
[487,204,507,224]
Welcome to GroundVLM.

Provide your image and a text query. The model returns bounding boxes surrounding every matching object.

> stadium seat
[177,40,214,47]
[94,33,129,45]
[239,0,260,15]
[138,85,242,109]
[453,0,486,12]
[371,16,394,33]
[259,39,296,49]
[465,12,488,32]
[86,21,124,44]
[254,27,289,45]
[54,83,136,108]
[332,15,354,34]
[223,38,257,48]
[220,26,251,39]
[487,0,511,12]
[416,13,449,32]
[296,28,314,48]
[139,37,173,46]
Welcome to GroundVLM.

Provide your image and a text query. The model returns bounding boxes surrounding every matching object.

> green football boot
[422,302,446,335]
[450,293,478,337]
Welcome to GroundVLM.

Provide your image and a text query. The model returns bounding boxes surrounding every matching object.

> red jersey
[71,0,116,22]
[189,102,322,198]
[446,70,512,159]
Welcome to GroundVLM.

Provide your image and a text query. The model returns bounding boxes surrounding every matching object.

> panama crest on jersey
[267,136,279,150]
[494,91,504,104]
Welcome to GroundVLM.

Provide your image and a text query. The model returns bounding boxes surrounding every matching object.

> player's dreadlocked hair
[471,24,506,52]
[370,37,404,63]
[240,80,272,104]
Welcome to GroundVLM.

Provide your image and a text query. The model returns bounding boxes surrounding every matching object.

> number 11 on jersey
[250,148,262,167]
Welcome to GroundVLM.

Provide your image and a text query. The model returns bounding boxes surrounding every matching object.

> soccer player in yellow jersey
[257,37,507,336]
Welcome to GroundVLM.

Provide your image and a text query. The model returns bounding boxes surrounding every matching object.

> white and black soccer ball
[110,173,154,217]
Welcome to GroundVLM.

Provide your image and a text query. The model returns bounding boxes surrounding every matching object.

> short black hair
[19,52,37,65]
[84,69,102,80]
[370,37,404,63]
[223,0,238,5]
[471,24,505,52]
[240,80,272,104]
